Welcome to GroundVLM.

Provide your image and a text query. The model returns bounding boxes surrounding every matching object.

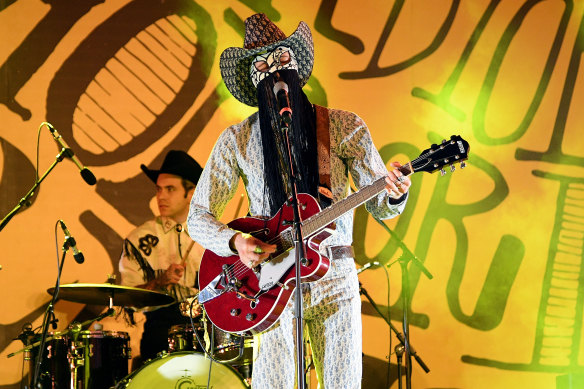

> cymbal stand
[67,307,117,388]
[68,323,83,389]
[14,323,36,388]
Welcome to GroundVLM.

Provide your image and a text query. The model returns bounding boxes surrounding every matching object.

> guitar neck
[302,162,413,237]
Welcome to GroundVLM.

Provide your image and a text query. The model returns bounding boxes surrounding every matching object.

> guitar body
[198,193,331,335]
[198,134,470,335]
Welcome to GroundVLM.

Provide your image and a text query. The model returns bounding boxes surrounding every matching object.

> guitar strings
[217,146,461,286]
[218,233,290,282]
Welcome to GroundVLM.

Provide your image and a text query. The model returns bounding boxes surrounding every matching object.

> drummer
[119,150,205,364]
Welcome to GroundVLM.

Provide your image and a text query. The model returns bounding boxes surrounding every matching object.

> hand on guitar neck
[230,232,277,269]
[384,161,412,199]
[227,162,409,270]
[197,135,469,335]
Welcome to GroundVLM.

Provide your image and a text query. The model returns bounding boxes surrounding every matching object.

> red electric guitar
[198,135,469,335]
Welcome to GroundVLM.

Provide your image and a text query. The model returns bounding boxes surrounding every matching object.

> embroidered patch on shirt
[138,234,159,256]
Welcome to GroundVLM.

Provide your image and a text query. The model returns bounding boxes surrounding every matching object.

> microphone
[59,220,85,264]
[272,81,292,124]
[357,261,381,274]
[46,123,97,185]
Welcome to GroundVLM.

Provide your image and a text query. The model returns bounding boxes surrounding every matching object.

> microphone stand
[358,283,430,374]
[280,114,307,389]
[373,216,432,389]
[0,148,71,232]
[32,236,70,389]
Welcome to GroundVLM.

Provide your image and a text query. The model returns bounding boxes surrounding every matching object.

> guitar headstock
[411,135,470,175]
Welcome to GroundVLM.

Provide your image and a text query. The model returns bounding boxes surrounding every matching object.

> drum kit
[10,283,254,388]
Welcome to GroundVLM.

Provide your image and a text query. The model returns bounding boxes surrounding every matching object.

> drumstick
[180,241,195,267]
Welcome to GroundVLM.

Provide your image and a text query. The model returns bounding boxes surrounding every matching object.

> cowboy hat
[219,13,314,107]
[141,150,203,185]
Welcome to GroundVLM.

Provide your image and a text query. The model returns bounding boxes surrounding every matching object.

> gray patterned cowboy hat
[219,13,314,107]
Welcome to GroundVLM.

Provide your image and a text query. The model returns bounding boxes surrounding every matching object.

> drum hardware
[47,283,176,309]
[33,283,173,389]
[8,309,115,360]
[188,300,254,386]
[170,292,254,385]
[68,323,84,389]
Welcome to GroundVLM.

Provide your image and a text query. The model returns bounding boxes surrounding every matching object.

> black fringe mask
[256,69,319,216]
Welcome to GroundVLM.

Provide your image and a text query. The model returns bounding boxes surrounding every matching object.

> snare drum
[115,351,247,388]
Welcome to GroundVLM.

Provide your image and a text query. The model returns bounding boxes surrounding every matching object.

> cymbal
[47,283,175,308]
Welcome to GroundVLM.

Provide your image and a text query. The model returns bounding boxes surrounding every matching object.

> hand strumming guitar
[230,232,277,269]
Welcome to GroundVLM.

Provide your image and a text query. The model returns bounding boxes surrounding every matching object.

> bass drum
[116,351,247,388]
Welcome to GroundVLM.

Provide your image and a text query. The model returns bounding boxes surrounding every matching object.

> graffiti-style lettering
[516,1,584,166]
[412,0,501,121]
[339,0,459,79]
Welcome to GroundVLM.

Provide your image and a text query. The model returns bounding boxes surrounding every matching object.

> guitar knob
[246,313,256,321]
[450,165,455,172]
[440,169,446,176]
[460,161,466,169]
[231,308,240,317]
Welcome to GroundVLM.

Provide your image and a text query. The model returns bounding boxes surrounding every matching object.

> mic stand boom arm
[0,147,70,233]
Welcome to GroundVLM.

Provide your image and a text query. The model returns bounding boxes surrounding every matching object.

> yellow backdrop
[1,0,583,388]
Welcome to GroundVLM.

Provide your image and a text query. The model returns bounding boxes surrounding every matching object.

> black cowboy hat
[140,150,203,185]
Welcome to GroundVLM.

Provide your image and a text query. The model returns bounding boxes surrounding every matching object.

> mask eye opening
[254,60,269,72]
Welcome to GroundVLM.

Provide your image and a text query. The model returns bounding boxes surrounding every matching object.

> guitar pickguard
[258,247,296,290]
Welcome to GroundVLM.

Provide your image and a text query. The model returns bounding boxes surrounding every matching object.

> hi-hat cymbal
[47,283,175,308]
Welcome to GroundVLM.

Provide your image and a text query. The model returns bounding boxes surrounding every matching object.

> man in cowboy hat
[119,149,205,364]
[188,13,411,388]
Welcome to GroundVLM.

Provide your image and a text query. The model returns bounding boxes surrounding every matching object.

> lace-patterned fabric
[187,105,406,387]
[188,106,406,256]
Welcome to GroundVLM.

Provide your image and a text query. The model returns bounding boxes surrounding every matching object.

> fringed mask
[250,46,298,88]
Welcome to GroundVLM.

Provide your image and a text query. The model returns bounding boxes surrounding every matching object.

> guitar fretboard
[302,162,413,237]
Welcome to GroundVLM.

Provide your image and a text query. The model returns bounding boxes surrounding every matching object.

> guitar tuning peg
[440,168,446,176]
[441,139,447,144]
[450,165,456,172]
[460,161,466,169]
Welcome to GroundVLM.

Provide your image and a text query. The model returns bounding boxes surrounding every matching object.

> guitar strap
[314,104,333,205]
